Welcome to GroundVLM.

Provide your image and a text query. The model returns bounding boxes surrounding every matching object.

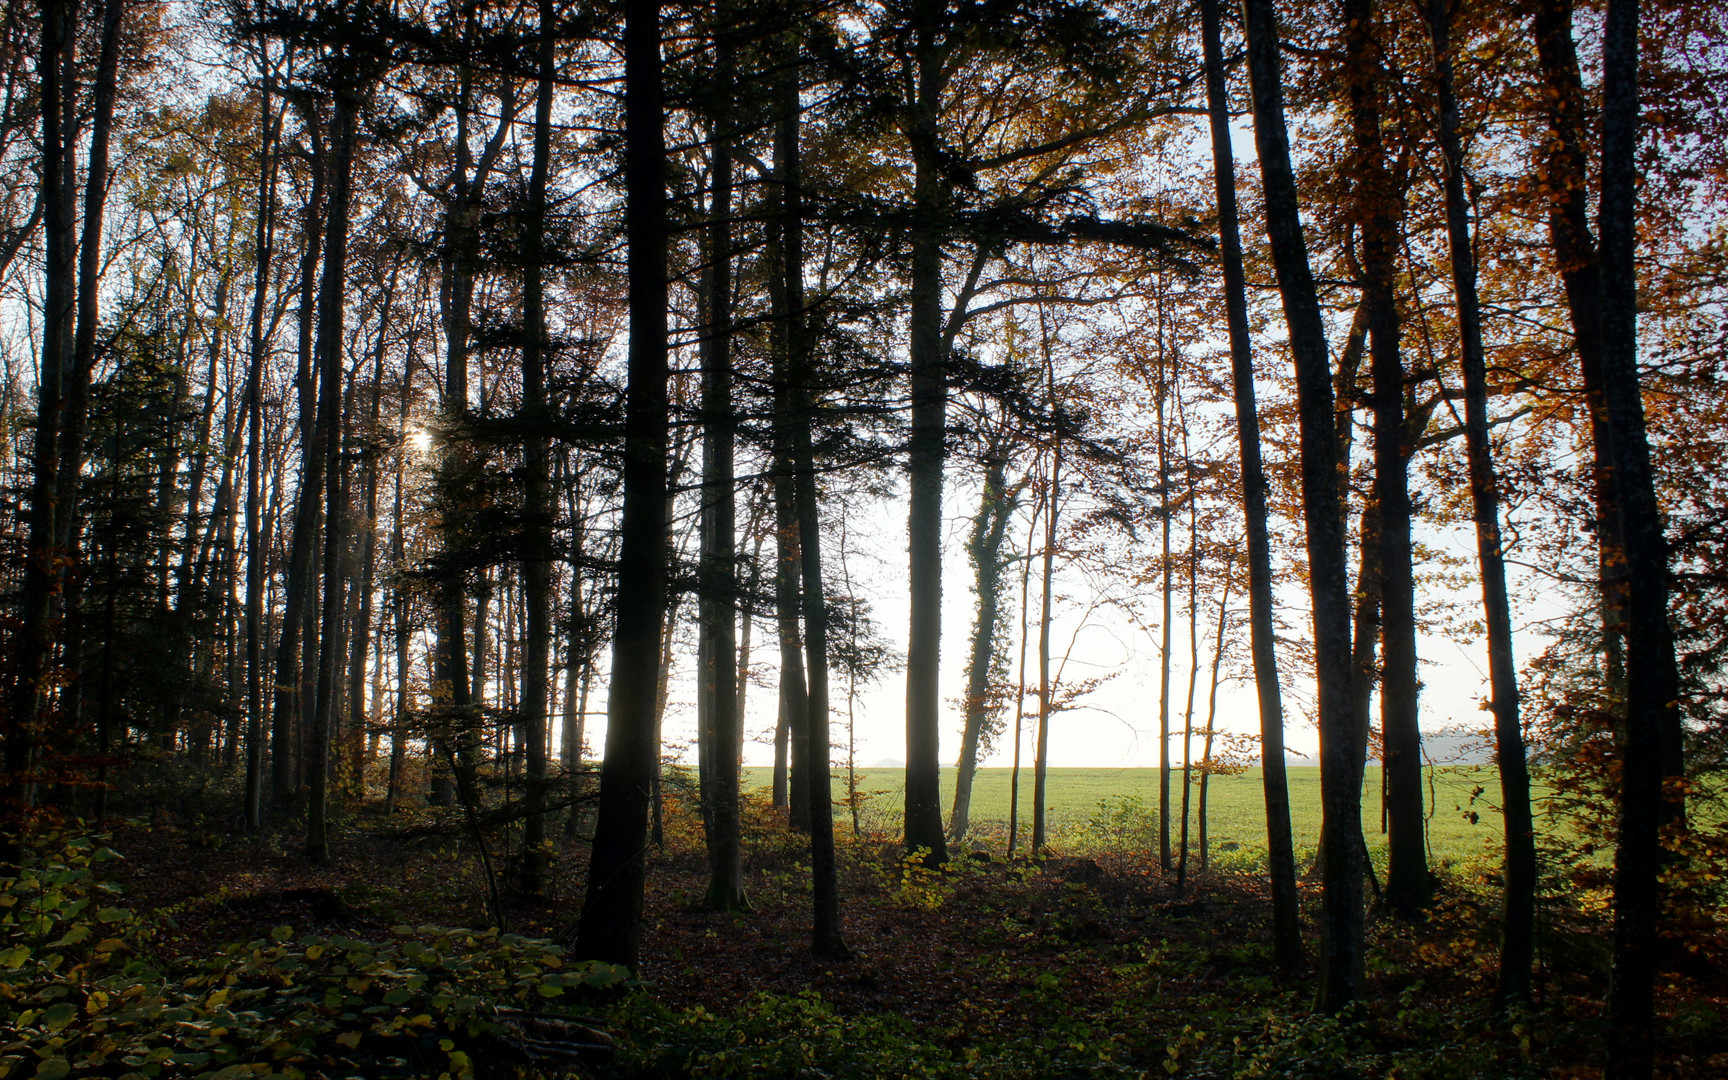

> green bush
[0,834,628,1079]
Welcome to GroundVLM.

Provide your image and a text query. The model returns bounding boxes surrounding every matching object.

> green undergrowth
[0,834,628,1080]
[599,978,1549,1080]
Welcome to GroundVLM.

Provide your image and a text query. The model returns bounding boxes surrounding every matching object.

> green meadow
[743,765,1517,870]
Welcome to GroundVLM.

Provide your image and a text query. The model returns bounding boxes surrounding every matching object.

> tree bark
[782,84,847,948]
[8,0,124,840]
[696,6,745,911]
[1176,403,1200,896]
[1240,0,1362,1011]
[1156,285,1174,872]
[273,131,327,806]
[306,80,361,863]
[574,0,670,970]
[1423,0,1537,1004]
[1201,0,1301,965]
[517,0,558,895]
[902,0,950,867]
[1528,0,1628,694]
[1033,319,1062,855]
[1600,1,1682,1074]
[1342,0,1427,917]
[244,37,280,833]
[950,449,1018,844]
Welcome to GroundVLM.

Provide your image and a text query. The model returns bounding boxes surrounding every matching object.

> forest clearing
[798,765,1516,866]
[4,0,1727,1075]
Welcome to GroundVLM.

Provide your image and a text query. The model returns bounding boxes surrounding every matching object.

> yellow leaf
[336,1031,363,1049]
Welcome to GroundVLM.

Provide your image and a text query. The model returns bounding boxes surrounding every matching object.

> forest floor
[96,795,1728,1080]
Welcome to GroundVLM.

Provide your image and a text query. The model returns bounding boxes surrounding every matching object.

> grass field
[742,765,1517,870]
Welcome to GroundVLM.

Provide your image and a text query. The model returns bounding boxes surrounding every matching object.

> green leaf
[0,945,28,969]
[270,925,294,942]
[382,989,413,1006]
[580,963,632,988]
[34,1057,71,1080]
[41,1003,78,1033]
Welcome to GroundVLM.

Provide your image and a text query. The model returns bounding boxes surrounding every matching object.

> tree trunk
[1600,2,1682,1074]
[782,79,847,949]
[697,8,745,911]
[345,290,393,803]
[1176,402,1200,897]
[770,86,811,834]
[1198,561,1234,874]
[1240,0,1363,1011]
[306,82,361,863]
[517,0,557,895]
[1202,0,1302,965]
[1422,0,1537,1004]
[574,0,670,970]
[1156,286,1173,872]
[1006,498,1038,858]
[387,388,410,815]
[8,0,124,841]
[950,449,1018,844]
[273,133,327,806]
[902,0,951,866]
[244,39,280,833]
[1343,0,1427,917]
[1033,330,1062,855]
[1528,0,1629,695]
[904,223,949,867]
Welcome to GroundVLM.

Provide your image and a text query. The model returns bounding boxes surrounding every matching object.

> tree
[1342,0,1428,918]
[1420,0,1537,1004]
[1599,0,1684,1073]
[695,0,745,914]
[6,0,130,853]
[1239,0,1364,1011]
[1201,0,1301,968]
[574,0,671,971]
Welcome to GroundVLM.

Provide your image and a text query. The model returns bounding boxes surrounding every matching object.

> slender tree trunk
[52,0,126,553]
[387,404,409,815]
[1422,0,1537,1004]
[7,0,124,839]
[695,8,745,911]
[1600,2,1681,1074]
[1202,0,1301,964]
[950,450,1018,844]
[1198,560,1234,874]
[574,1,670,969]
[1343,0,1427,917]
[1176,410,1200,896]
[1241,0,1362,1011]
[1033,346,1062,855]
[1006,497,1037,858]
[902,0,950,866]
[306,83,361,863]
[244,39,279,833]
[18,0,74,824]
[273,138,326,806]
[1528,0,1628,696]
[1155,288,1174,872]
[904,224,949,866]
[783,83,846,949]
[517,0,557,895]
[345,293,392,802]
[770,79,811,833]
